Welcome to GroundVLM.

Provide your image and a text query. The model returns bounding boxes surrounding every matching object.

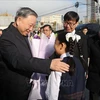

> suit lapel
[16,35,30,49]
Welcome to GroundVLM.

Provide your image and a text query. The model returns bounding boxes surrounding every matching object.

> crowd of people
[0,7,100,100]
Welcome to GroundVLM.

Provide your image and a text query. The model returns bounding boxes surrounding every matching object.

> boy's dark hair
[64,11,79,22]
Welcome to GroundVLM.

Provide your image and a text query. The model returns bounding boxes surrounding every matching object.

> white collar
[60,52,71,59]
[70,30,75,35]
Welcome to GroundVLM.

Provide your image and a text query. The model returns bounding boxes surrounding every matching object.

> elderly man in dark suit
[86,31,100,100]
[0,7,69,100]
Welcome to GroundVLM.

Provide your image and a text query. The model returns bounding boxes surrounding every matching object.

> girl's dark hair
[57,32,75,55]
[57,32,76,76]
[63,57,75,76]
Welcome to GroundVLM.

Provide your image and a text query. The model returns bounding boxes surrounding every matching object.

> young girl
[46,32,86,100]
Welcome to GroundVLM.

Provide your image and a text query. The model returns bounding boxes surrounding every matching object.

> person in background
[40,26,43,34]
[43,24,54,39]
[46,32,86,100]
[82,27,88,35]
[86,31,100,100]
[0,7,69,100]
[37,26,43,37]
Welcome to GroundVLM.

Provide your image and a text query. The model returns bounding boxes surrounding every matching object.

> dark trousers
[89,91,100,100]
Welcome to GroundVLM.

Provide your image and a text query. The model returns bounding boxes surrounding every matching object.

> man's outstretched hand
[50,58,69,73]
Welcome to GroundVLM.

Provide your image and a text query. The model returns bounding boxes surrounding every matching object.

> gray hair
[15,7,38,21]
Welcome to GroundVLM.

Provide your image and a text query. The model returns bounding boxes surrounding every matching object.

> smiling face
[43,26,52,38]
[64,20,78,33]
[63,11,79,33]
[16,15,37,36]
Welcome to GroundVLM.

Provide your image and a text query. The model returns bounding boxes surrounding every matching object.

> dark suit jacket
[86,34,100,93]
[74,31,88,63]
[0,23,51,100]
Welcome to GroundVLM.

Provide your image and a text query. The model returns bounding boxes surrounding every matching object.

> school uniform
[46,53,85,100]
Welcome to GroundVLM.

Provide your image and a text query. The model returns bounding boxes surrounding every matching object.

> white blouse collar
[60,52,71,59]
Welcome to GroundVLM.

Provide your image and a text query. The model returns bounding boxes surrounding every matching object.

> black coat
[86,34,100,93]
[74,31,88,63]
[0,23,51,100]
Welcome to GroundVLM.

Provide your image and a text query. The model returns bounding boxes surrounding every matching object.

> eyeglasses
[64,21,76,27]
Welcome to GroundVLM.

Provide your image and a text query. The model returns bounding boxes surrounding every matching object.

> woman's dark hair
[57,32,76,76]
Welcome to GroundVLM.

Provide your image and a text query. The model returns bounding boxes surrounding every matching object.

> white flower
[65,33,75,42]
[65,33,81,42]
[75,34,81,42]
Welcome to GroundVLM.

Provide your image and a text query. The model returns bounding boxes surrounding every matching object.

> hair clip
[65,33,81,42]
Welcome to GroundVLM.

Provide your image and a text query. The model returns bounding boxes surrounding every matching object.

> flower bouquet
[28,32,56,100]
